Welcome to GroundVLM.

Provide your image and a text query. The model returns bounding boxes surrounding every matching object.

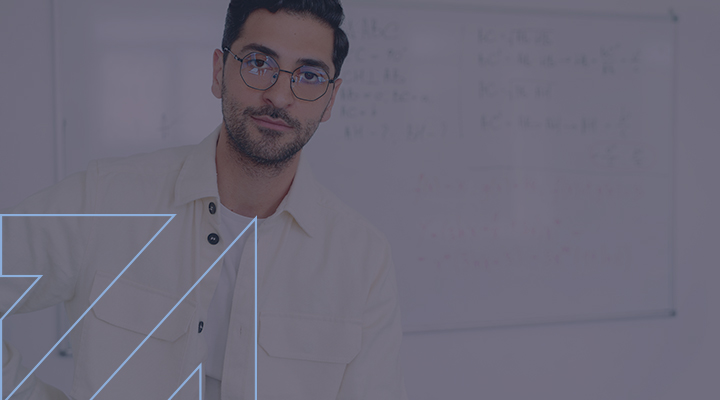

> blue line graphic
[0,275,42,398]
[0,215,43,397]
[168,364,203,400]
[0,214,175,400]
[90,217,258,399]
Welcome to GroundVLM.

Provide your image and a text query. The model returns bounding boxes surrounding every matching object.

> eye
[248,59,268,68]
[295,67,329,85]
[242,53,276,75]
[302,71,319,81]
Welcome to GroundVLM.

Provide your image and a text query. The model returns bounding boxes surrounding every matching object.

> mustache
[243,105,301,129]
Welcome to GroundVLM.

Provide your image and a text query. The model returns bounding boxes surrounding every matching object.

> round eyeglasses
[223,47,335,102]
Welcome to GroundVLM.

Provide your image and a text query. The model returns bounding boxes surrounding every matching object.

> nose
[261,69,295,109]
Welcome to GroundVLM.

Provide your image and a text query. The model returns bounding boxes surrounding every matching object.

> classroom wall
[1,0,718,398]
[0,0,75,393]
[386,0,720,399]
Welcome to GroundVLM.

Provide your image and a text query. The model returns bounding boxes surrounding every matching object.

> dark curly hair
[222,0,349,79]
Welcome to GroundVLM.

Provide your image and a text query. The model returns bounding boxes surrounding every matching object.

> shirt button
[207,233,220,245]
[209,202,216,215]
[198,321,204,333]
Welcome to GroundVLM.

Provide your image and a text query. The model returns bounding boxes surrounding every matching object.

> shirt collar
[173,125,322,238]
[273,153,322,238]
[173,125,222,206]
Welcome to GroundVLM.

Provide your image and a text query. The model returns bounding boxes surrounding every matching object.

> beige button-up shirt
[1,128,407,400]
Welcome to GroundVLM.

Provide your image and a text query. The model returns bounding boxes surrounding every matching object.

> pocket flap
[89,271,194,342]
[259,314,361,364]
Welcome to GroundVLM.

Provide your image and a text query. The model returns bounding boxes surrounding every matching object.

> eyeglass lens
[239,52,331,101]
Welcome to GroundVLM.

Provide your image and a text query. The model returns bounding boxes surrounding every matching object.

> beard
[221,82,321,170]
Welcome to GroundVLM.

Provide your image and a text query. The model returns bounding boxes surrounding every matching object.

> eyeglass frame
[223,47,336,102]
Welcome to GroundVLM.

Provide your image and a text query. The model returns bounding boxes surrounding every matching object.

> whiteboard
[57,2,676,332]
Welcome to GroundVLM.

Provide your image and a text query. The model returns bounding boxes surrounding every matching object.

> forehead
[235,9,334,69]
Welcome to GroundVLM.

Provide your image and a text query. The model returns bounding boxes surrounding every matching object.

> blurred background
[1,0,719,398]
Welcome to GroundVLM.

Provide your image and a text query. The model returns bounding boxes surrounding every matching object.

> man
[1,1,407,399]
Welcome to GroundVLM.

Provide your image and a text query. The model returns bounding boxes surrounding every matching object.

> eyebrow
[238,43,279,59]
[238,42,332,76]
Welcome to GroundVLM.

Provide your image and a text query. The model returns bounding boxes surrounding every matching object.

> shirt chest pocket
[72,271,197,399]
[88,271,195,341]
[257,313,361,400]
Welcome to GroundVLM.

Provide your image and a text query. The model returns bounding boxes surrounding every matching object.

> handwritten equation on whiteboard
[309,6,674,330]
[410,171,645,271]
[331,13,671,173]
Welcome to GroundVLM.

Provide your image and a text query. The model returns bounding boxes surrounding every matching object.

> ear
[320,78,342,123]
[211,48,225,99]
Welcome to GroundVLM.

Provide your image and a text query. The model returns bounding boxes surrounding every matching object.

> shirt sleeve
[1,167,96,399]
[3,341,69,400]
[336,240,409,400]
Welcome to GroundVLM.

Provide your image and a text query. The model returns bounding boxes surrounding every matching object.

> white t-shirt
[204,203,257,399]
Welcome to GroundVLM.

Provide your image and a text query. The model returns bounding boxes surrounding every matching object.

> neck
[215,125,299,219]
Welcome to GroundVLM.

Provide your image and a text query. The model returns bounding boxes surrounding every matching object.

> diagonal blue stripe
[2,214,176,400]
[0,276,42,322]
[168,363,203,400]
[91,217,258,399]
[0,215,46,398]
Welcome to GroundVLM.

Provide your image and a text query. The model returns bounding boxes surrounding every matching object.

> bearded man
[1,1,407,399]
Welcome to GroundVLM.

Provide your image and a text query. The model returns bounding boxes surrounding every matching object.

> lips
[251,115,293,131]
